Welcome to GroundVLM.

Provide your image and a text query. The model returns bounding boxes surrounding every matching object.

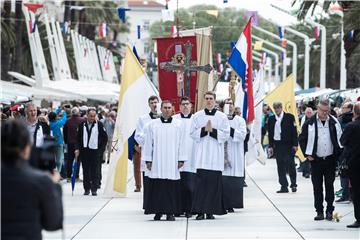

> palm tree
[295,0,360,88]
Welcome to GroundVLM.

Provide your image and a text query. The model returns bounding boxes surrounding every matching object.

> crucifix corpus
[160,41,213,97]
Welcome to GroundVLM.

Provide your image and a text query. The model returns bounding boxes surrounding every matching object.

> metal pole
[270,4,327,89]
[340,19,347,90]
[252,35,287,83]
[253,25,297,86]
[253,47,279,83]
[306,19,326,89]
[284,27,311,89]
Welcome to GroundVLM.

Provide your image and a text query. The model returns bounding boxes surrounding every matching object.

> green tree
[295,0,360,88]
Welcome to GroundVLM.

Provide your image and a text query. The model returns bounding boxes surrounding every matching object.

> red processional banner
[156,36,197,111]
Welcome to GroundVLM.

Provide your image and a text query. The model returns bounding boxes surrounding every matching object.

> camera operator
[1,119,63,240]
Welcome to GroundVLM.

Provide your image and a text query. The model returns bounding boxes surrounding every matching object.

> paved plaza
[43,159,359,239]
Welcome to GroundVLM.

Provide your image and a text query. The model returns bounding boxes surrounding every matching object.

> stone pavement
[44,159,359,239]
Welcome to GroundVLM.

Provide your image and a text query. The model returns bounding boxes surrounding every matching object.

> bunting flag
[137,25,141,39]
[83,47,88,57]
[245,11,258,26]
[62,21,70,34]
[99,22,108,38]
[29,18,38,33]
[278,26,287,47]
[348,30,354,41]
[206,10,219,18]
[104,50,110,70]
[254,40,263,50]
[24,3,44,13]
[313,26,319,41]
[228,18,254,123]
[24,3,44,34]
[118,7,130,23]
[132,46,141,63]
[170,24,177,37]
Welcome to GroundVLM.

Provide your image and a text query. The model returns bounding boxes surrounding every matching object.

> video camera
[30,137,57,172]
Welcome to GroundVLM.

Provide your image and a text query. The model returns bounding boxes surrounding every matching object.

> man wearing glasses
[268,102,299,194]
[190,91,230,220]
[299,99,343,221]
[173,97,196,218]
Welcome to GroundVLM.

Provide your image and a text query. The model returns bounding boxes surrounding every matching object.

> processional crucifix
[160,42,213,97]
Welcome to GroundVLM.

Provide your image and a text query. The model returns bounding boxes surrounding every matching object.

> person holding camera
[48,107,67,172]
[75,109,107,196]
[1,119,63,240]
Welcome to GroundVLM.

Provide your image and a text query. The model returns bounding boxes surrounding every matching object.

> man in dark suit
[268,102,298,193]
[299,99,343,221]
[75,109,107,196]
[340,101,360,228]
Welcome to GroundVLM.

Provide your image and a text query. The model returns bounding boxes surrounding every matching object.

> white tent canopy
[0,80,87,104]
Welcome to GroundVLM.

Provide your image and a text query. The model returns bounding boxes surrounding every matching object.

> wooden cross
[160,42,213,97]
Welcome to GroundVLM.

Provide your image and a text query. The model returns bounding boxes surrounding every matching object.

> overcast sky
[167,0,300,26]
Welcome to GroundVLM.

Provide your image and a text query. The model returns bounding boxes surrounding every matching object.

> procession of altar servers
[135,94,247,221]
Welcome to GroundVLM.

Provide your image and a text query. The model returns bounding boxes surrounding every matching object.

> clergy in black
[268,102,298,193]
[75,109,107,196]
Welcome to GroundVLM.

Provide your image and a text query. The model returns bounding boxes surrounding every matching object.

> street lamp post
[284,27,312,89]
[252,35,287,83]
[253,25,298,86]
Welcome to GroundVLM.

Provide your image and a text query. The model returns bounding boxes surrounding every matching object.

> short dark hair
[87,108,97,114]
[273,102,282,109]
[1,119,31,165]
[345,102,354,111]
[180,96,190,103]
[161,100,172,107]
[354,102,360,116]
[318,99,330,107]
[48,112,57,122]
[148,95,159,103]
[204,91,216,100]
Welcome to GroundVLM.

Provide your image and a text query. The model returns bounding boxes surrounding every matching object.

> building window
[143,20,150,31]
[144,42,150,54]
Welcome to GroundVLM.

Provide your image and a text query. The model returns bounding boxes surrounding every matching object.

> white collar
[275,111,284,120]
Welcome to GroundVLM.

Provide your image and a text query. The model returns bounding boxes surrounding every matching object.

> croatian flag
[104,50,111,70]
[228,18,254,123]
[278,26,287,47]
[99,23,108,38]
[24,3,43,34]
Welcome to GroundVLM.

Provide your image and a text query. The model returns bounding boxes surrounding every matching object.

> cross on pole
[160,42,212,97]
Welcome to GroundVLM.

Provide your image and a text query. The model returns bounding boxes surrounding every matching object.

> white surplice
[142,117,187,180]
[223,115,247,177]
[134,113,157,174]
[190,108,230,171]
[173,113,196,173]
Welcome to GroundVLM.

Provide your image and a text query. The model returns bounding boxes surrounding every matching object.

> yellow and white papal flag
[104,46,159,197]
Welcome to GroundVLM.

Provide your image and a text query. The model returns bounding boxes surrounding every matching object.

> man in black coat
[299,99,343,221]
[336,102,354,203]
[267,102,299,193]
[75,109,107,196]
[340,102,360,228]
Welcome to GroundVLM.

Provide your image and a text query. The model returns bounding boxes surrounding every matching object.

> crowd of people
[1,92,360,239]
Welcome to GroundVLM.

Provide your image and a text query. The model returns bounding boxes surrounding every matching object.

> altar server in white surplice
[191,91,230,220]
[134,96,159,208]
[143,100,186,221]
[173,96,196,218]
[222,99,247,213]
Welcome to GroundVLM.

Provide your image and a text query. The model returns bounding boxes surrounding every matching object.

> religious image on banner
[156,36,212,111]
